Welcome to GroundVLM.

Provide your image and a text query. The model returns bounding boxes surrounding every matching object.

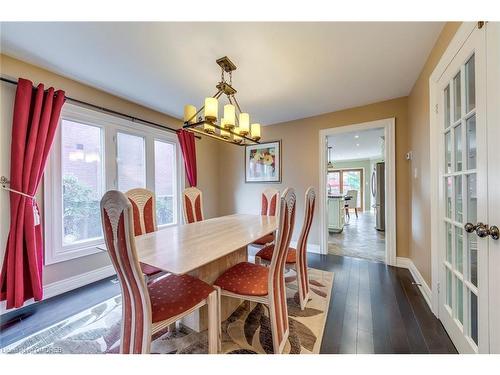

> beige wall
[408,23,461,285]
[0,54,220,286]
[218,97,410,256]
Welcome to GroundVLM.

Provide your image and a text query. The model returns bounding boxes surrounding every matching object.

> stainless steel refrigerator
[371,162,385,231]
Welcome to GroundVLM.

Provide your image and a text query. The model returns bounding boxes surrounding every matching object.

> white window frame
[44,103,184,265]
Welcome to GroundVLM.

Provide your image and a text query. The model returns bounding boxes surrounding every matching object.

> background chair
[182,187,204,224]
[214,188,296,354]
[125,188,162,279]
[251,188,280,247]
[100,190,219,354]
[344,189,359,219]
[255,187,316,310]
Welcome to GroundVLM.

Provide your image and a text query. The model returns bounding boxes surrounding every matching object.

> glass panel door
[440,51,483,352]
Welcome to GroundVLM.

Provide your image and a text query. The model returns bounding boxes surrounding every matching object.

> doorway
[318,118,396,265]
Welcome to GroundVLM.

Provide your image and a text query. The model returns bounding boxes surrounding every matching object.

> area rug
[3,268,333,354]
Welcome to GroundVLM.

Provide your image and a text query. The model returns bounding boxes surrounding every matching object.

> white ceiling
[328,127,384,161]
[0,22,443,125]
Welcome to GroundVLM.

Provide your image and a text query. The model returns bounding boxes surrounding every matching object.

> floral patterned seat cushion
[252,233,275,246]
[214,262,269,296]
[148,274,214,322]
[255,245,297,264]
[140,262,162,277]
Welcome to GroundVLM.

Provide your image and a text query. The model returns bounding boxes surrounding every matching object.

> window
[154,140,176,226]
[45,104,183,265]
[117,132,146,192]
[61,120,104,246]
[327,168,363,209]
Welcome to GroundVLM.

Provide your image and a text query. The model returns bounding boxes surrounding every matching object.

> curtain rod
[0,76,201,139]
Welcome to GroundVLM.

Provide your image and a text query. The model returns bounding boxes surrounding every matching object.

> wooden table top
[99,214,277,275]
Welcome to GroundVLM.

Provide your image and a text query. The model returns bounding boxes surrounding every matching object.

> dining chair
[344,189,359,219]
[255,187,316,310]
[125,188,162,279]
[100,190,219,354]
[251,188,280,247]
[214,188,296,354]
[182,187,204,224]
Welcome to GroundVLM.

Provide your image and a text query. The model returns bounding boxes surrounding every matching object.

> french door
[436,23,500,354]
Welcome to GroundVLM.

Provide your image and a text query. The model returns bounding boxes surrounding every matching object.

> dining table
[99,213,277,332]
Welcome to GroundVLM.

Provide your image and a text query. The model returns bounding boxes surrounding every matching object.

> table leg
[181,246,247,332]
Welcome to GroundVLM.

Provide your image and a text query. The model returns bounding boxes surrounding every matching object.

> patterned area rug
[4,268,333,354]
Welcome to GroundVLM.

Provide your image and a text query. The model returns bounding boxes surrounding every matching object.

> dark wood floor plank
[395,267,457,354]
[387,266,429,353]
[339,258,360,353]
[368,262,392,353]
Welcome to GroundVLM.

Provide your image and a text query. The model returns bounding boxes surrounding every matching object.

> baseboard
[396,257,433,311]
[289,240,321,254]
[0,265,115,315]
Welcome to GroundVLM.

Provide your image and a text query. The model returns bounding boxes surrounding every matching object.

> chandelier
[182,56,261,145]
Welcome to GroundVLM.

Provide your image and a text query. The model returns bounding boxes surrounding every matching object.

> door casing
[318,118,396,265]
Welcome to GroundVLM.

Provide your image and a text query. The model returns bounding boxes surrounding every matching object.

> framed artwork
[245,140,281,183]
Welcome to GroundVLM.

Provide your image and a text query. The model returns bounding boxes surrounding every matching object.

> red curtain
[177,129,197,187]
[0,78,65,309]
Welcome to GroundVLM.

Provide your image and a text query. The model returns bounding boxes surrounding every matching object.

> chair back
[125,188,157,236]
[182,187,204,224]
[100,190,152,354]
[261,188,280,216]
[296,187,316,303]
[346,189,358,208]
[268,188,296,350]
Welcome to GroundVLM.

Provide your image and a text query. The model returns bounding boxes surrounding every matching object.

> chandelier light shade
[223,104,235,128]
[251,123,261,141]
[182,56,262,146]
[204,97,218,122]
[239,113,250,135]
[183,105,196,124]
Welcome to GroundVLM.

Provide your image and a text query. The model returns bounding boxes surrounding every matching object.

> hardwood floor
[0,253,457,354]
[308,254,457,354]
[328,211,386,263]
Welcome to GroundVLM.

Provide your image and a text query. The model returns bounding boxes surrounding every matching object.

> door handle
[464,222,499,240]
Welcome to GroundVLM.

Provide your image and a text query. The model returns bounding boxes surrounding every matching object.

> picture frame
[245,140,282,183]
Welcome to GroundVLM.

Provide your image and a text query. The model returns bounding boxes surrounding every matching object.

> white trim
[429,22,476,315]
[0,265,115,315]
[289,240,321,254]
[318,118,397,266]
[396,257,433,311]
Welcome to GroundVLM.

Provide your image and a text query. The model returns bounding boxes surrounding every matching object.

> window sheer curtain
[0,78,65,309]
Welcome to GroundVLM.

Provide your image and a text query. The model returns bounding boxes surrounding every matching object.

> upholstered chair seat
[214,262,269,296]
[148,274,215,322]
[252,233,275,246]
[255,244,297,264]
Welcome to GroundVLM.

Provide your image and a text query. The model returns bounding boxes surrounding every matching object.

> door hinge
[435,104,439,114]
[437,282,441,294]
